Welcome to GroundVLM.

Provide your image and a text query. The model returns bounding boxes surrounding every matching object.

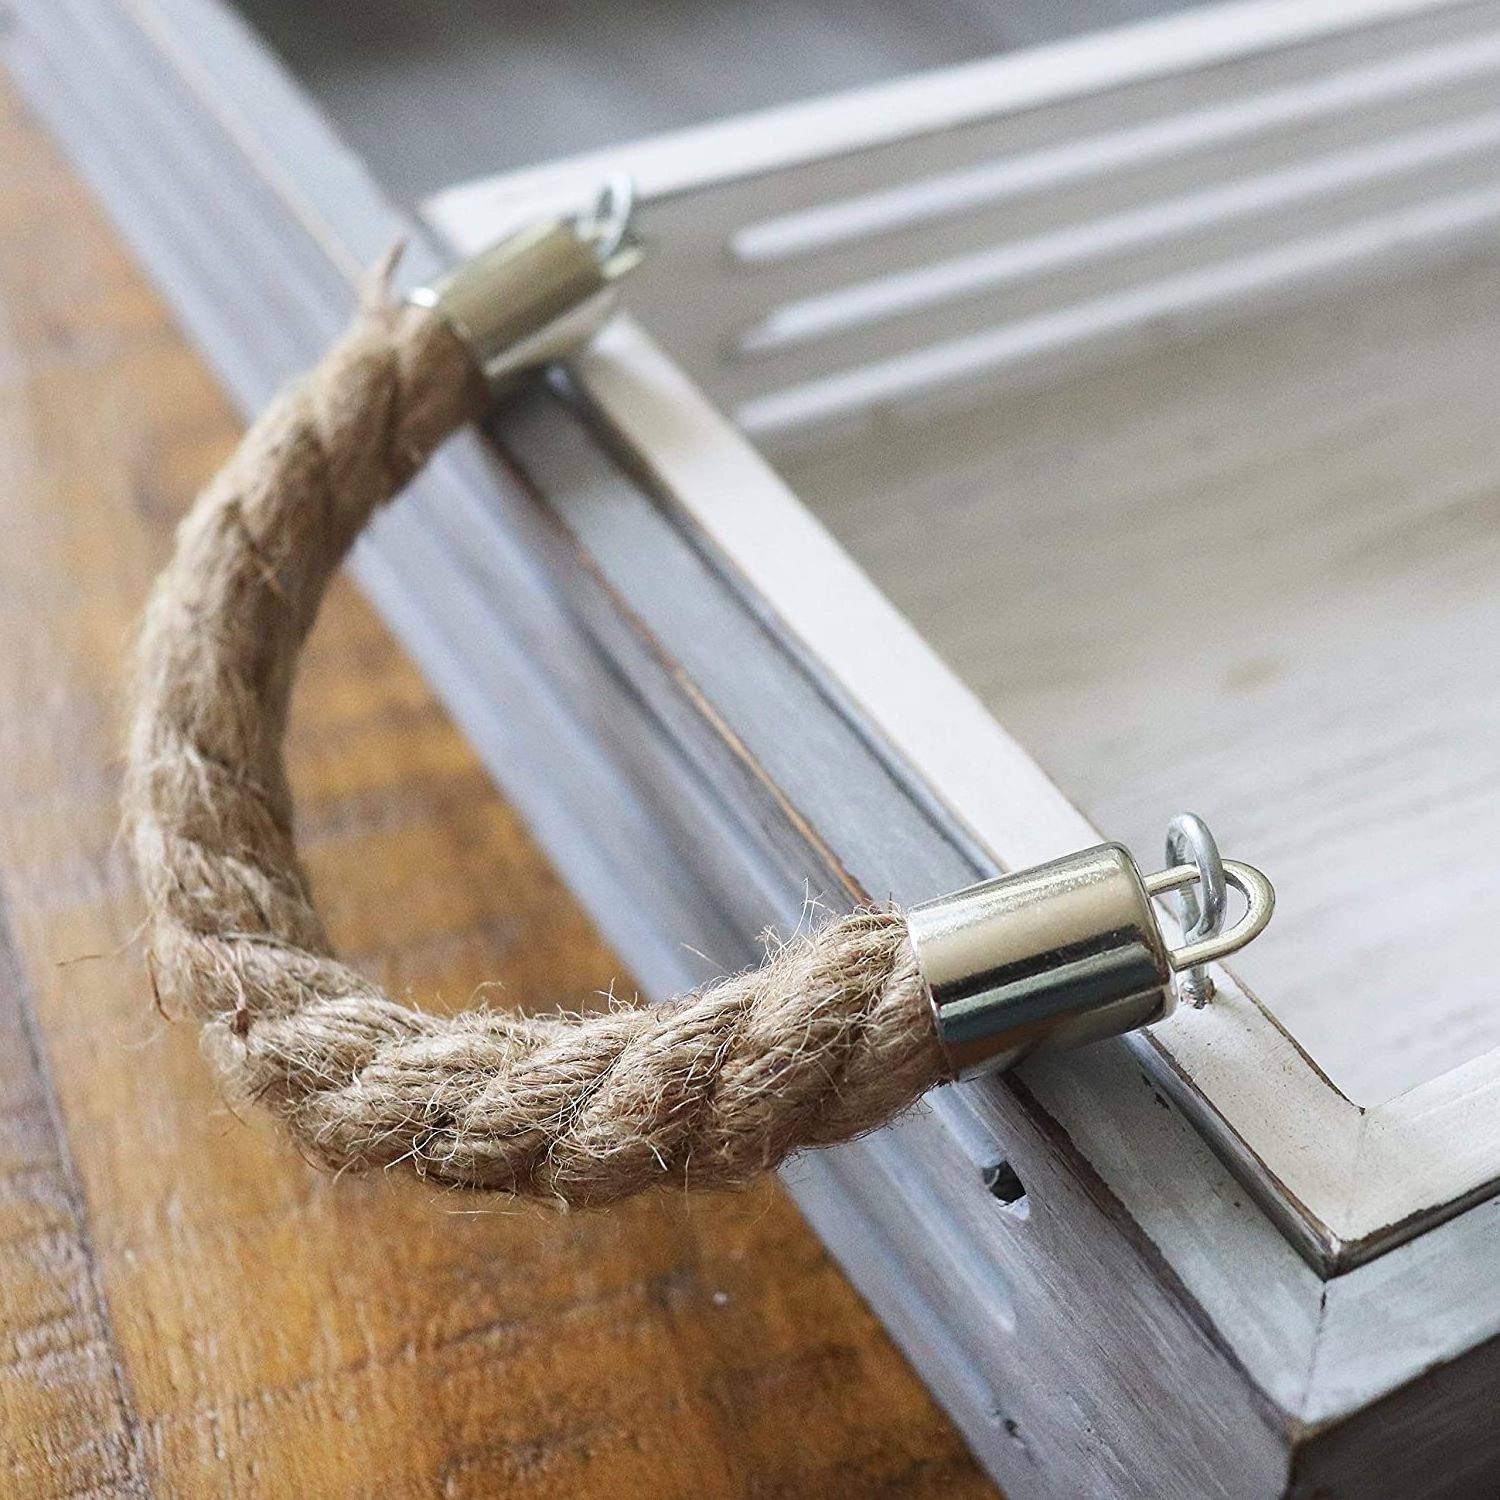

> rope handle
[123,262,947,1205]
[124,214,1272,1204]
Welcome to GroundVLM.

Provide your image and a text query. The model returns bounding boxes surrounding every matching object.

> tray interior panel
[767,251,1500,1106]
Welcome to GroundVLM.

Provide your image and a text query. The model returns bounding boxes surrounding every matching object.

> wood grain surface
[0,77,998,1500]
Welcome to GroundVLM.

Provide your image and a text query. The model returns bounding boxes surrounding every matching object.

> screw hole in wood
[981,1159,1029,1215]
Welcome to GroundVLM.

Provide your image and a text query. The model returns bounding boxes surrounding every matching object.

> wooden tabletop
[0,75,1000,1499]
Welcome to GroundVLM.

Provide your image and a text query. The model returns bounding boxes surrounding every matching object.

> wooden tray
[10,1,1500,1495]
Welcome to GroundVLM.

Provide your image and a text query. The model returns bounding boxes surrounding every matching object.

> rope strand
[123,283,947,1205]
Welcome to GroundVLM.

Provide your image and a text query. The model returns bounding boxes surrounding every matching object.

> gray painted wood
[786,1110,1293,1500]
[1307,1192,1500,1416]
[10,0,1500,1494]
[1291,1332,1500,1498]
[1292,1205,1500,1498]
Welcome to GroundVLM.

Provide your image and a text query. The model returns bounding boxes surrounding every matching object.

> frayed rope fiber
[123,270,949,1205]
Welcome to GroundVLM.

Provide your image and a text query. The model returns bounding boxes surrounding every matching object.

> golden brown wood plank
[0,73,998,1498]
[0,901,149,1497]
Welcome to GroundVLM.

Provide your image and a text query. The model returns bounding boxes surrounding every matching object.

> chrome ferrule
[409,176,642,392]
[909,825,1274,1080]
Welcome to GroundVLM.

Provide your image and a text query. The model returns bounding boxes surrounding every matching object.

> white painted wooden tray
[430,0,1500,1266]
[10,0,1500,1494]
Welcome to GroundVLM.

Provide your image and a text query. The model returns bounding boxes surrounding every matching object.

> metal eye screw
[575,173,638,266]
[1143,856,1274,971]
[407,172,643,393]
[1164,812,1227,1006]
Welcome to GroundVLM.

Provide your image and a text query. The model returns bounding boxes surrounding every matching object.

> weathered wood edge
[1281,1195,1500,1496]
[11,0,1500,1487]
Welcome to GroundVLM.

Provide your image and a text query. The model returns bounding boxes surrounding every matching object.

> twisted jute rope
[123,267,949,1206]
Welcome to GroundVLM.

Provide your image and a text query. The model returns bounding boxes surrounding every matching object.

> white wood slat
[731,24,1500,262]
[735,107,1500,356]
[732,177,1500,434]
